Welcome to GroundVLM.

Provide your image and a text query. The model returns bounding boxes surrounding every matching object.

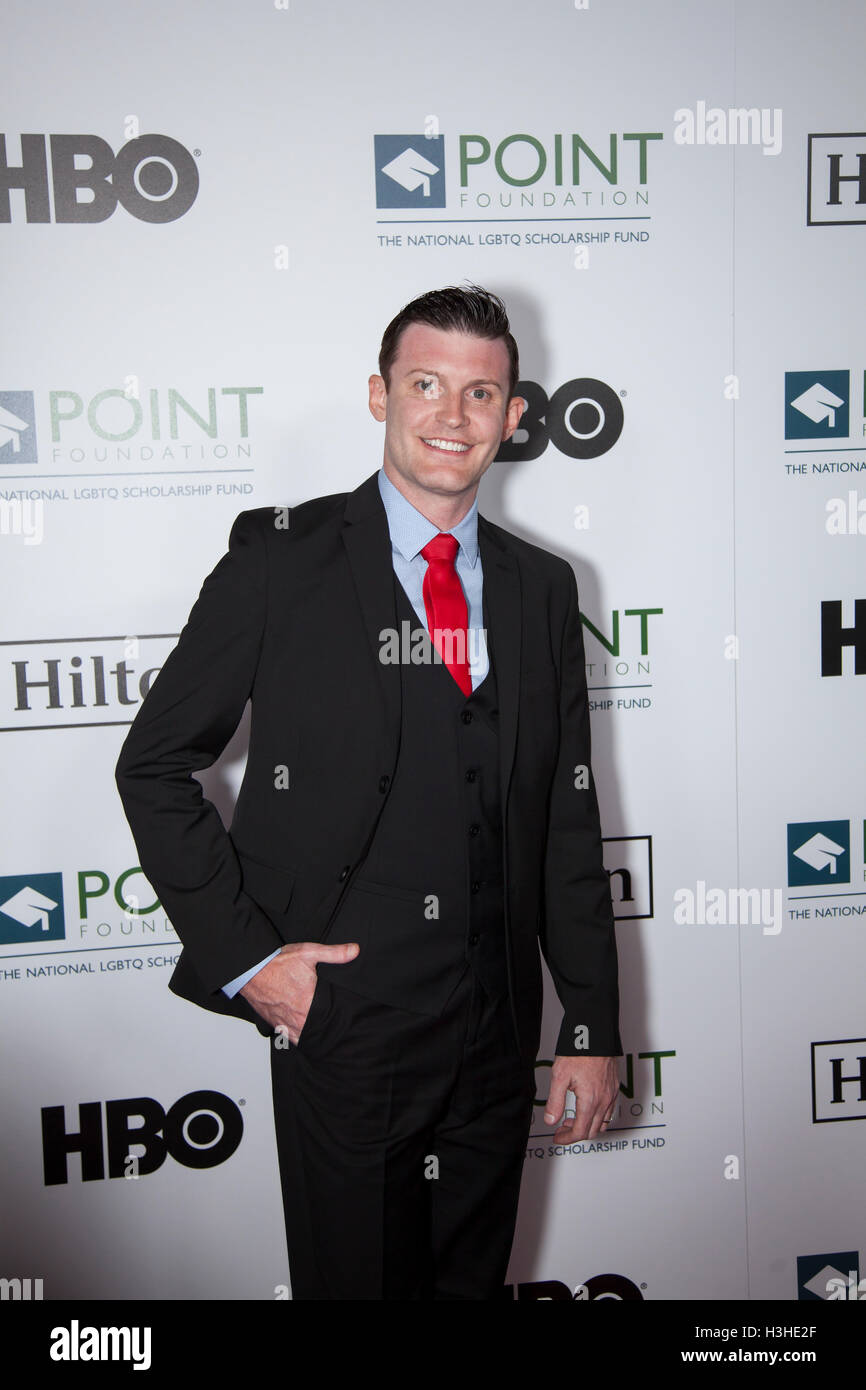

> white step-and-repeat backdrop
[2,0,863,1302]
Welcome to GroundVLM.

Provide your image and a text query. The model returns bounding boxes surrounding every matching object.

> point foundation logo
[457,129,661,211]
[0,860,178,964]
[0,392,37,464]
[375,134,445,208]
[0,383,263,476]
[581,604,662,692]
[785,371,849,440]
[0,873,65,945]
[798,1251,862,1299]
[375,128,663,214]
[787,821,850,886]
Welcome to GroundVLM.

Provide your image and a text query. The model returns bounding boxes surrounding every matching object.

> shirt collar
[377,467,479,566]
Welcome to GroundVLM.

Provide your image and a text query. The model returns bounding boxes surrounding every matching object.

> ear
[500,394,526,442]
[368,374,387,422]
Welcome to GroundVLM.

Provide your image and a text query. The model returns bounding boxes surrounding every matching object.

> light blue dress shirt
[222,467,488,998]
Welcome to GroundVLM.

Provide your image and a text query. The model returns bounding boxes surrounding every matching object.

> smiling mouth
[422,438,471,454]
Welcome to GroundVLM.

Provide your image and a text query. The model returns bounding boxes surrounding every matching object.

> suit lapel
[341,472,401,743]
[478,516,521,809]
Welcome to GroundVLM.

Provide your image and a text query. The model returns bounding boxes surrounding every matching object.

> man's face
[368,323,524,509]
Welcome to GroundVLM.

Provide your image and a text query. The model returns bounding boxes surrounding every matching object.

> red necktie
[420,534,472,697]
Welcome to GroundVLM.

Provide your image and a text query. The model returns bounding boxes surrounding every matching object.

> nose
[436,387,468,431]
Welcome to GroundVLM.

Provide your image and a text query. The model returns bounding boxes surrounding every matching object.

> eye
[470,387,491,401]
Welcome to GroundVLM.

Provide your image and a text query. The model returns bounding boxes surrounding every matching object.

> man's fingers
[551,1084,616,1142]
[247,941,358,1038]
[554,1111,598,1144]
[544,1075,568,1125]
[576,1090,617,1140]
[307,941,360,964]
[544,1056,621,1140]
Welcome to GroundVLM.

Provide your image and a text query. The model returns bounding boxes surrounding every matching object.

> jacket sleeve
[539,563,622,1057]
[114,510,284,995]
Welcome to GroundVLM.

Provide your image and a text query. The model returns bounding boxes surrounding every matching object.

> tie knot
[421,533,459,566]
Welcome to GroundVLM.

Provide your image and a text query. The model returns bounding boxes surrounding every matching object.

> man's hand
[544,1055,619,1143]
[239,941,359,1043]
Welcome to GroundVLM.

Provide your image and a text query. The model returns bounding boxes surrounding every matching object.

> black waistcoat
[356,577,509,1003]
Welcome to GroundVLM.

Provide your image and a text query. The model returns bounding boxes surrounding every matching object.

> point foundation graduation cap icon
[381,146,440,197]
[0,404,30,453]
[802,1262,849,1298]
[789,381,845,429]
[793,831,846,875]
[0,885,58,931]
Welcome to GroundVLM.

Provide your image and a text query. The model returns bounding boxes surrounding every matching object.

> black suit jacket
[115,470,621,1063]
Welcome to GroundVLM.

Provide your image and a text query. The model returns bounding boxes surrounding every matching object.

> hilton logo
[807,133,866,227]
[811,1039,866,1124]
[821,601,866,676]
[603,835,653,920]
[1,634,178,731]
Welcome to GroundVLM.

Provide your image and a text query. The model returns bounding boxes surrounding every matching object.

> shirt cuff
[222,949,282,998]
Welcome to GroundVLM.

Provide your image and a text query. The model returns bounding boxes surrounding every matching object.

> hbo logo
[496,378,624,462]
[0,133,199,223]
[41,1090,242,1184]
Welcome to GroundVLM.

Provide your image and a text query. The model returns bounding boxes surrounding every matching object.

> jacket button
[461,710,473,724]
[469,823,480,837]
[465,769,477,783]
[468,933,480,947]
[338,865,351,881]
[378,775,390,793]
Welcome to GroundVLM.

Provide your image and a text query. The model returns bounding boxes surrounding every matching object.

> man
[115,284,621,1300]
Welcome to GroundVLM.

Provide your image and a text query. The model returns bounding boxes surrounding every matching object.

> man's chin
[413,452,490,488]
[415,471,482,498]
[384,454,490,500]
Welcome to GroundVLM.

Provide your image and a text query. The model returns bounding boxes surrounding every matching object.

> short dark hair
[378,284,520,401]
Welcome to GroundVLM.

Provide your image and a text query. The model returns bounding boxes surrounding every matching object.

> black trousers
[269,964,536,1300]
